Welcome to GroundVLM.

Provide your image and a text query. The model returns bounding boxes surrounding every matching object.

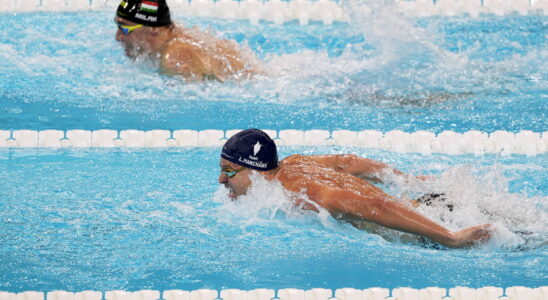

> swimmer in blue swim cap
[115,0,262,81]
[219,129,492,249]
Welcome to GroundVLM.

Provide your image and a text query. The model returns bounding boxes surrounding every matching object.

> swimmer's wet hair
[221,129,279,171]
[116,0,171,27]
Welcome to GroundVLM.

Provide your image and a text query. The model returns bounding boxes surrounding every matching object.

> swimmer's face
[218,158,252,199]
[114,17,152,58]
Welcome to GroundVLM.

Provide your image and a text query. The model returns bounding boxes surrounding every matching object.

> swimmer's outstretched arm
[301,180,491,248]
[308,154,423,183]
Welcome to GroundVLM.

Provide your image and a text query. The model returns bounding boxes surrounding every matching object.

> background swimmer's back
[160,27,263,81]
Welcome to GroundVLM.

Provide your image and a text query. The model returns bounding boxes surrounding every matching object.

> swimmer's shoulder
[280,154,311,165]
[162,37,199,57]
[275,155,314,187]
[160,38,209,79]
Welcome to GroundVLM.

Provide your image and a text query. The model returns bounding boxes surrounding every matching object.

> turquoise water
[0,10,546,132]
[0,148,546,292]
[0,0,547,293]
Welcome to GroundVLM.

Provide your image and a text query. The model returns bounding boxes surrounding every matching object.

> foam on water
[214,172,337,233]
[407,164,547,250]
[264,0,548,106]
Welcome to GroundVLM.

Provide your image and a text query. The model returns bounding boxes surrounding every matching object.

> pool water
[0,148,546,292]
[0,0,547,293]
[0,6,546,132]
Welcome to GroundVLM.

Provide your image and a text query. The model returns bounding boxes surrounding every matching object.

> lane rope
[2,286,548,300]
[1,129,546,156]
[2,0,547,24]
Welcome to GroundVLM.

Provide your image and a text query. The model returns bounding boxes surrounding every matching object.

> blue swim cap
[221,129,278,171]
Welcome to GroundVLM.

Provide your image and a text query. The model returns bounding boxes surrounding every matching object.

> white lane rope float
[1,0,547,25]
[2,286,548,300]
[0,129,546,156]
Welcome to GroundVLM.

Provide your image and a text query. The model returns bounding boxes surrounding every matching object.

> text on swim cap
[135,13,157,22]
[238,157,267,169]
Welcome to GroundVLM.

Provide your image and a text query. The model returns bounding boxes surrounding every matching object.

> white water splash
[213,172,338,230]
[388,164,548,250]
[258,0,547,105]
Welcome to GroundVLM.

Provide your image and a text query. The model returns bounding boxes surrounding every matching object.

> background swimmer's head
[115,0,172,58]
[116,0,171,28]
[219,129,279,199]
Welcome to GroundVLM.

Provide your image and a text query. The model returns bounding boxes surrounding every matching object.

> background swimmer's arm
[301,181,491,248]
[308,154,411,183]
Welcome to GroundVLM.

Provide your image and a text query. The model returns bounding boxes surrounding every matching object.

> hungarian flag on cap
[140,0,158,13]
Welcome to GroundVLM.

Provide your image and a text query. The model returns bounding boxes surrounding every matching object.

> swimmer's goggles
[220,167,246,178]
[117,23,143,35]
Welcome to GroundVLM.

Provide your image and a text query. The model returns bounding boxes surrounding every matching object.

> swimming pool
[1,7,546,132]
[0,0,547,297]
[1,147,546,291]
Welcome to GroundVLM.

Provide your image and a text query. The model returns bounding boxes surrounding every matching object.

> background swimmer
[115,0,262,81]
[218,129,493,249]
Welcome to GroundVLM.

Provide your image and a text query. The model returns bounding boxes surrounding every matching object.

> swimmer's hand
[447,224,492,248]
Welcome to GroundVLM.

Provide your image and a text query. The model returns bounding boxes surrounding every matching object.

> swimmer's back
[160,27,260,81]
[278,155,391,200]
